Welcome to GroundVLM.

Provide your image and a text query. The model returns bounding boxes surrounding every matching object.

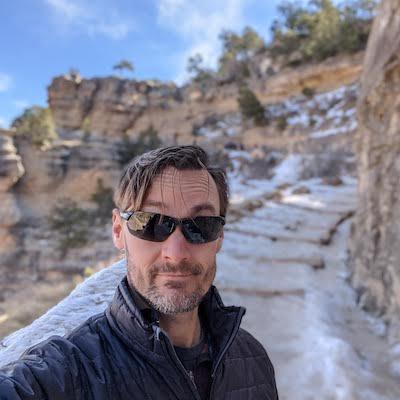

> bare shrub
[299,153,355,179]
[242,153,282,180]
[208,150,233,171]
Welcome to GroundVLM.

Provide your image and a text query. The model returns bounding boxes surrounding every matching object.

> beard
[128,258,216,315]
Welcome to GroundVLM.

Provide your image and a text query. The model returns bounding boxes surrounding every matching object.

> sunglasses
[120,211,225,244]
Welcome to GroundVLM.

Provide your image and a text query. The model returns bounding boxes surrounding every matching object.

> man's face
[112,167,224,315]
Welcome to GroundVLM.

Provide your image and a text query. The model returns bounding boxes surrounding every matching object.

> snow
[228,153,303,205]
[197,126,220,139]
[264,83,359,141]
[287,112,310,126]
[271,153,303,184]
[310,119,358,139]
[197,113,241,138]
[227,150,252,160]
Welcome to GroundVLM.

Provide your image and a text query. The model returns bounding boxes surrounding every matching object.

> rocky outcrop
[48,53,363,142]
[48,78,185,138]
[349,0,400,341]
[0,132,24,281]
[14,138,120,218]
[6,137,122,276]
[256,52,363,103]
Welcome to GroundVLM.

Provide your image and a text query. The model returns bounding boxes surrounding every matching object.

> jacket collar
[105,276,246,361]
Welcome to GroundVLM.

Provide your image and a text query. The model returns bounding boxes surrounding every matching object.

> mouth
[158,273,193,278]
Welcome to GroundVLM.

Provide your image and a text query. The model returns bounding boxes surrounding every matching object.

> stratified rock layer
[349,0,400,340]
[47,53,362,143]
[0,132,24,277]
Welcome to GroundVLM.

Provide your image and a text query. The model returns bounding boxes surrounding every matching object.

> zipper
[188,370,196,388]
[209,307,246,399]
[153,324,201,400]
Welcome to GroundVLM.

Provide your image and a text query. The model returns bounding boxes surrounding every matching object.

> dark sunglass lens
[153,217,175,241]
[127,212,171,242]
[183,217,223,244]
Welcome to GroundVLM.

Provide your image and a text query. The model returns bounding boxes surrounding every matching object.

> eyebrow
[191,203,217,214]
[143,200,217,215]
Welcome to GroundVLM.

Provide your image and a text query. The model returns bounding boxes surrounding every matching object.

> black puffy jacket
[0,278,279,399]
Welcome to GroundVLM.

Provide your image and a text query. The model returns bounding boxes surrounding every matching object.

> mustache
[149,261,203,277]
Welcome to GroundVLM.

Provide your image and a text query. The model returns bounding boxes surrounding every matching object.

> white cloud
[0,73,12,92]
[156,0,248,83]
[0,116,7,128]
[45,0,133,40]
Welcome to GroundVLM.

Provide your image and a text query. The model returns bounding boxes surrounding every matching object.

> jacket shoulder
[216,329,279,399]
[235,328,272,357]
[228,328,277,382]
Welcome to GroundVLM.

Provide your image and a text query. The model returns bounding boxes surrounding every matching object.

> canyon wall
[349,0,400,341]
[48,52,363,143]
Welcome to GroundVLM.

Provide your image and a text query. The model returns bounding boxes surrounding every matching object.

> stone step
[228,202,352,244]
[221,232,324,269]
[216,260,312,295]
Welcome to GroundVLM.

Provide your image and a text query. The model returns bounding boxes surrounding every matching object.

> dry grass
[0,275,81,340]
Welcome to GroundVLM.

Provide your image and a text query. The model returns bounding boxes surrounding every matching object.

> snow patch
[310,119,358,139]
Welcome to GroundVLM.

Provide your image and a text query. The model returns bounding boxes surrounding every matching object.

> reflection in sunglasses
[130,212,153,232]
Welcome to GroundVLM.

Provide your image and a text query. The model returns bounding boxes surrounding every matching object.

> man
[0,145,279,399]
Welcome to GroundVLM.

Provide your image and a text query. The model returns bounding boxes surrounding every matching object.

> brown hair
[114,145,229,216]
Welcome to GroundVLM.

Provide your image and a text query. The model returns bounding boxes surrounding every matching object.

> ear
[112,209,125,251]
[215,230,224,253]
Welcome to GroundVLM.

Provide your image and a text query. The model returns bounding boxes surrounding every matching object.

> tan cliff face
[0,132,24,281]
[349,0,400,342]
[13,139,120,218]
[256,52,363,103]
[48,52,363,143]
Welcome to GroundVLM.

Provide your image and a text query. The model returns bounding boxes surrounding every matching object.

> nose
[161,225,191,263]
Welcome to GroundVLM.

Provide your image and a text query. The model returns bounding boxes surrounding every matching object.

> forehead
[142,167,220,216]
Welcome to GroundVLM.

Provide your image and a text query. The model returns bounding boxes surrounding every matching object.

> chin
[145,286,206,315]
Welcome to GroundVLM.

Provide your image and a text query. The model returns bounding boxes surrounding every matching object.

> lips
[158,273,193,278]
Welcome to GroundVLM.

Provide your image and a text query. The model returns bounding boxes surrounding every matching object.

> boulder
[0,133,24,192]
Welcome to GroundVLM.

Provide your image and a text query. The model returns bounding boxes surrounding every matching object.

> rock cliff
[48,52,362,143]
[0,131,24,284]
[349,0,400,341]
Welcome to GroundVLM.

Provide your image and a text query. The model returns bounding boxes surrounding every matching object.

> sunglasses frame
[119,210,225,244]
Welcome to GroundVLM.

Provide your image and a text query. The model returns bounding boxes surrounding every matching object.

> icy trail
[219,178,400,399]
[0,156,398,399]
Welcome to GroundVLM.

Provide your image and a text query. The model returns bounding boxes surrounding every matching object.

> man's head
[112,145,228,315]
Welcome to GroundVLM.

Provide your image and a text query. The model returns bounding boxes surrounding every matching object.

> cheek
[194,243,219,264]
[126,239,160,289]
[125,236,161,269]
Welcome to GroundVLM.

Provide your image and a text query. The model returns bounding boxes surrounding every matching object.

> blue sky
[0,0,286,128]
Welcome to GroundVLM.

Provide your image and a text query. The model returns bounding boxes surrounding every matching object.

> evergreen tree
[12,106,57,147]
[113,59,135,76]
[237,86,267,126]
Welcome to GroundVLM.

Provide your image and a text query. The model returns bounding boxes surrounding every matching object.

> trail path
[1,170,398,399]
[218,177,400,400]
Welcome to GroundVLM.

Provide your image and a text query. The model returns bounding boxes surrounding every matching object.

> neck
[159,308,201,348]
